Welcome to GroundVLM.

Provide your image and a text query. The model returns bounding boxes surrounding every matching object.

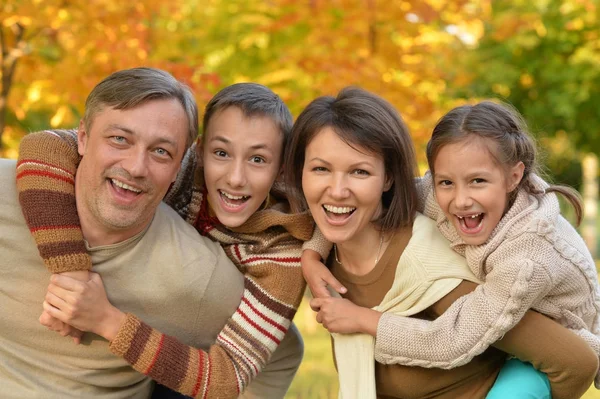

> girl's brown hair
[426,101,583,225]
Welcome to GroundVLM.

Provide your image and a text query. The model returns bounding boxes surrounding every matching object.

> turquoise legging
[486,358,551,399]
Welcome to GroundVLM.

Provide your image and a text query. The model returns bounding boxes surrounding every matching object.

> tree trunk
[582,153,598,259]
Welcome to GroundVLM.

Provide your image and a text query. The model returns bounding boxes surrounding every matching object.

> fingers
[323,274,347,294]
[50,274,84,292]
[310,282,332,299]
[310,298,323,312]
[45,290,70,312]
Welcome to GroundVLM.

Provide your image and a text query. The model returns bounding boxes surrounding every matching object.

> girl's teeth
[111,179,141,193]
[323,204,356,214]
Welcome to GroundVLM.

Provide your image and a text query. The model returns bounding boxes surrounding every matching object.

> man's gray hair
[83,67,198,148]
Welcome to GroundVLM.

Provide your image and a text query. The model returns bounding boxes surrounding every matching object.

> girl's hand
[302,249,346,298]
[310,297,381,336]
[42,272,126,341]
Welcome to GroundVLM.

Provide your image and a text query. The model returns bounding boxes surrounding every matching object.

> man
[0,68,299,398]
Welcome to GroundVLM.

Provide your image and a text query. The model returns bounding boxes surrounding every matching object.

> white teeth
[111,179,141,193]
[457,213,481,219]
[323,204,356,214]
[220,190,248,200]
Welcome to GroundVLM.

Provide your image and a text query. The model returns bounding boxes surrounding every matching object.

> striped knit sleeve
[16,130,91,273]
[108,234,306,398]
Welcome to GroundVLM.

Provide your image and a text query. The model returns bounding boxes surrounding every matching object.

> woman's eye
[312,166,328,172]
[214,150,227,157]
[251,156,266,164]
[352,169,370,176]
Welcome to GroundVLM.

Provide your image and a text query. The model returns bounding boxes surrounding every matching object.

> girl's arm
[375,250,554,369]
[427,281,597,399]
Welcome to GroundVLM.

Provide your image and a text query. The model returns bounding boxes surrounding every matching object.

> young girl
[305,100,600,395]
[17,83,327,399]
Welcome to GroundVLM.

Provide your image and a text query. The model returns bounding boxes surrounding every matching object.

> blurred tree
[461,0,599,255]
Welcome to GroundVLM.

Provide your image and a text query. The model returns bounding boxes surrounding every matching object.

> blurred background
[1,0,599,397]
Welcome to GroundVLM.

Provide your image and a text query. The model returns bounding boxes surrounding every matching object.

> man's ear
[507,161,525,192]
[77,120,88,157]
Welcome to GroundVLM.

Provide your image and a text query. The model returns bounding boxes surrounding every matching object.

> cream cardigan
[333,213,481,399]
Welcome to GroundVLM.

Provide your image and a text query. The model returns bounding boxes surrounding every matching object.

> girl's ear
[507,161,525,192]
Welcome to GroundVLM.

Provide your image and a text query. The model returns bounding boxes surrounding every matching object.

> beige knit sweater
[376,172,600,385]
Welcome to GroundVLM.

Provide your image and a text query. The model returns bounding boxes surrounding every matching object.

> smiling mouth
[110,178,142,194]
[323,204,356,221]
[456,213,484,232]
[219,190,250,207]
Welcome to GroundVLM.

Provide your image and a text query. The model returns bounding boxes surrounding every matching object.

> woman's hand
[302,249,346,298]
[42,272,126,341]
[310,297,381,336]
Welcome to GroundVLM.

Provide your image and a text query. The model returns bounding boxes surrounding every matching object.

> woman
[284,87,597,398]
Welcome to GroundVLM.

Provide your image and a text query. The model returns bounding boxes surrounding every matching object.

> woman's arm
[427,281,597,399]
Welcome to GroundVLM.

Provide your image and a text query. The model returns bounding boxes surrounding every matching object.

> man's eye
[112,136,126,143]
[155,148,170,157]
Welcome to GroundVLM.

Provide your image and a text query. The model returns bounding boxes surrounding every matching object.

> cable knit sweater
[375,172,600,383]
[16,129,322,399]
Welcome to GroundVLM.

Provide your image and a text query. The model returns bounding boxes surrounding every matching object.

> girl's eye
[472,178,486,184]
[250,156,266,164]
[214,150,227,157]
[438,180,452,186]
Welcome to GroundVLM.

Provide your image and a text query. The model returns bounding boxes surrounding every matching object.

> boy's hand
[301,249,347,298]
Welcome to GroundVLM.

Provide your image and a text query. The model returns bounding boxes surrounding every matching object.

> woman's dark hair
[426,101,583,225]
[284,86,418,232]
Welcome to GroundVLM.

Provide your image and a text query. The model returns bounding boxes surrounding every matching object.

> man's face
[75,98,189,245]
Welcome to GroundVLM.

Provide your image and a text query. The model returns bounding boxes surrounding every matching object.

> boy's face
[201,106,283,228]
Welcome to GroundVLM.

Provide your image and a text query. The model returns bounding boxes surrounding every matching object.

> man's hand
[302,249,346,298]
[42,272,126,341]
[310,297,381,336]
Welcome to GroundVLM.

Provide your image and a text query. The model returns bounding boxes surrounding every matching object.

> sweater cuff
[302,226,332,260]
[109,313,142,357]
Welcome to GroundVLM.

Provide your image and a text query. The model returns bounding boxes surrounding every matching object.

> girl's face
[302,127,390,246]
[202,106,283,228]
[432,138,523,246]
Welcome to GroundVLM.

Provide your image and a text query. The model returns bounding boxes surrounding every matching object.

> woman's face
[302,127,389,245]
[202,106,283,228]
